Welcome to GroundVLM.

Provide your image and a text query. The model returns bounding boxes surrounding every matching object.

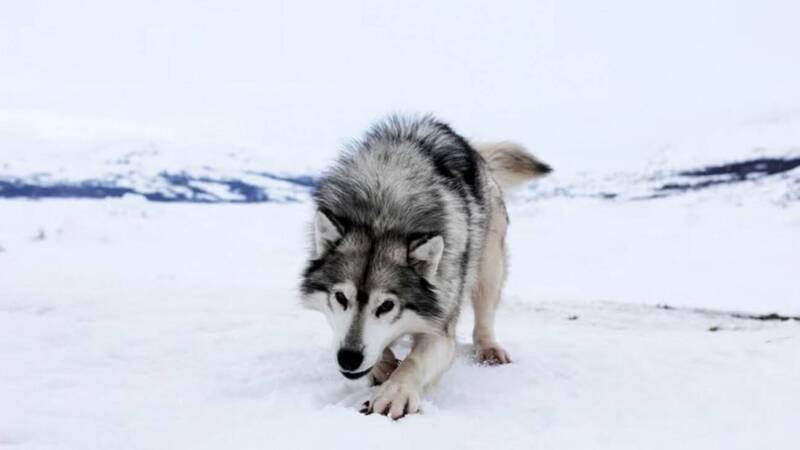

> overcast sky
[2,0,799,171]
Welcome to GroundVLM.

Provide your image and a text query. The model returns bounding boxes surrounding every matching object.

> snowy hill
[1,123,799,313]
[2,139,799,204]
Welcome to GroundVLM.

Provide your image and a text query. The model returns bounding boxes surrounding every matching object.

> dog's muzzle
[340,366,373,380]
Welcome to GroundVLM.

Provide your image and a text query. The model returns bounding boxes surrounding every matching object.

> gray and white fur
[300,115,550,419]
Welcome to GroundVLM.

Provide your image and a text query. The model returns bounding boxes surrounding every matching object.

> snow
[509,194,800,315]
[1,198,798,449]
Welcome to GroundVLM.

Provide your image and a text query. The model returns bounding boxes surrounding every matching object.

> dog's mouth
[340,366,373,380]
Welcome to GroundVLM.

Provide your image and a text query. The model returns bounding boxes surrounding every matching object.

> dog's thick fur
[300,115,550,419]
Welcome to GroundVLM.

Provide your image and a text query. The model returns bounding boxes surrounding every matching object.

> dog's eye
[376,300,394,317]
[334,291,348,309]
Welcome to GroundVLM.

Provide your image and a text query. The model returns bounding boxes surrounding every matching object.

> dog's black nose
[337,348,363,371]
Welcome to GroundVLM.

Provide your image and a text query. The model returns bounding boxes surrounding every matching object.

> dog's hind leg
[471,201,512,365]
[369,347,399,386]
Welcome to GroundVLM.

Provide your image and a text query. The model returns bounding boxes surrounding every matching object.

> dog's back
[315,116,484,235]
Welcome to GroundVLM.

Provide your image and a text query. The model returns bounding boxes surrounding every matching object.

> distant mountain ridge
[1,152,798,204]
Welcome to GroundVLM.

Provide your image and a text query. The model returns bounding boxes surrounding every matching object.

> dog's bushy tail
[474,142,552,191]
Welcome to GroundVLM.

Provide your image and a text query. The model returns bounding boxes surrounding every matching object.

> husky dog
[300,115,550,419]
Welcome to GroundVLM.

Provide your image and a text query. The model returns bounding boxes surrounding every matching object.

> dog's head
[300,210,444,380]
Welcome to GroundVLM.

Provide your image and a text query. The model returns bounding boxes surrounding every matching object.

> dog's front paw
[475,342,512,365]
[360,380,421,420]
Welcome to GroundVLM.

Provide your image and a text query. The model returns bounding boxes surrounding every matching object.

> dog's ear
[408,235,444,280]
[314,210,342,258]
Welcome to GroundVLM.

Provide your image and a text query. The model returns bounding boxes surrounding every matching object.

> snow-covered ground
[1,196,798,450]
